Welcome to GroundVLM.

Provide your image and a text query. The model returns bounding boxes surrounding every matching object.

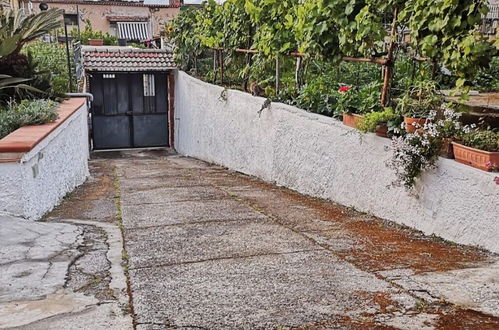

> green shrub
[461,130,499,152]
[22,41,72,98]
[357,107,397,133]
[473,57,499,92]
[396,80,443,118]
[336,82,382,116]
[0,99,59,139]
[295,75,338,117]
[70,20,117,46]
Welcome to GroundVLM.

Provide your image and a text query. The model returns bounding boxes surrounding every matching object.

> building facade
[20,0,182,40]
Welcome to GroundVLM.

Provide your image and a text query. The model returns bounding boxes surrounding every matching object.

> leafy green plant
[70,20,117,46]
[172,6,203,71]
[171,0,497,113]
[473,57,499,92]
[245,0,297,57]
[22,41,72,98]
[396,80,443,118]
[0,9,62,60]
[401,0,496,85]
[357,107,397,133]
[0,9,64,103]
[0,99,58,139]
[295,0,391,59]
[336,82,382,115]
[0,74,40,93]
[460,130,499,152]
[294,75,338,117]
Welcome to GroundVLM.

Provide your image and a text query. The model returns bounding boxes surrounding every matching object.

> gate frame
[86,69,176,150]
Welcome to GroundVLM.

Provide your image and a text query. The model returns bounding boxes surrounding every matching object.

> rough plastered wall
[0,104,89,220]
[174,71,499,253]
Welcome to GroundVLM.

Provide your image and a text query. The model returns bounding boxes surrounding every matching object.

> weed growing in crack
[112,167,136,325]
[415,300,428,311]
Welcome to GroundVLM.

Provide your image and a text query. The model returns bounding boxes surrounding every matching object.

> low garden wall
[0,98,90,220]
[174,71,499,253]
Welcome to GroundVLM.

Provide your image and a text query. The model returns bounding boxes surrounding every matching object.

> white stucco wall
[174,71,499,253]
[0,102,90,220]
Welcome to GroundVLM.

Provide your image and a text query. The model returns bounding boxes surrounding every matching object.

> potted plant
[357,107,399,137]
[397,81,443,133]
[424,107,464,159]
[452,130,499,171]
[387,130,442,189]
[337,85,361,127]
[338,82,382,128]
[89,39,104,46]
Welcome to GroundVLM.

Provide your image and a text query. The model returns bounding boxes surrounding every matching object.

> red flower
[494,177,499,185]
[338,86,351,93]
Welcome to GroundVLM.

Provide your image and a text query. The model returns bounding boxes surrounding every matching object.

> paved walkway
[111,151,499,329]
[4,150,499,329]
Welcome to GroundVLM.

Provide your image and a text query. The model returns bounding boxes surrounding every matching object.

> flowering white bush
[387,107,467,189]
[387,132,441,189]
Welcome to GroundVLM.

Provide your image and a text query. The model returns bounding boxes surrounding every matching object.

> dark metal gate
[89,72,169,149]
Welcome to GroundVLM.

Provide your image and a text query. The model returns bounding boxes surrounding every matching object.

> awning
[117,22,151,41]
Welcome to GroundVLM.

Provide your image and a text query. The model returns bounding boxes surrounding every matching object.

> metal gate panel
[93,116,131,149]
[89,72,169,150]
[132,114,168,147]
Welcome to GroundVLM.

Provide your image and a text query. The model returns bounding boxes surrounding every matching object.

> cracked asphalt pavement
[2,149,499,329]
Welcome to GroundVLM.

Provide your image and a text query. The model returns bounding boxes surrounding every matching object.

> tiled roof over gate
[83,46,176,72]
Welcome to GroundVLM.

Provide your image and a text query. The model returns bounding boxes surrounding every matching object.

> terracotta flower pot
[375,124,389,138]
[440,138,454,159]
[342,113,363,128]
[89,39,104,46]
[452,142,499,171]
[404,116,426,133]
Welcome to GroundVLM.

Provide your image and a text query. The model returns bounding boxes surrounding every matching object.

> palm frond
[0,9,63,57]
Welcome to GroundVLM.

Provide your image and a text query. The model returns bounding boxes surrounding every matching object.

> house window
[109,22,117,37]
[64,13,78,26]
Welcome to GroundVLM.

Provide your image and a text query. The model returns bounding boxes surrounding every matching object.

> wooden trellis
[209,10,433,107]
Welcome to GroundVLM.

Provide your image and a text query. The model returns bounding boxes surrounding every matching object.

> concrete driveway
[113,150,499,329]
[4,150,499,329]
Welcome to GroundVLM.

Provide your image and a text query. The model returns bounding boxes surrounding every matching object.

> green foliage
[337,82,383,115]
[172,7,203,70]
[357,107,397,133]
[295,0,393,59]
[22,42,72,98]
[172,0,497,126]
[401,0,496,83]
[460,130,499,152]
[473,57,499,92]
[396,80,443,118]
[0,99,58,139]
[70,20,117,46]
[0,9,62,59]
[195,0,225,48]
[0,9,66,103]
[246,0,297,57]
[0,74,41,96]
[294,75,338,117]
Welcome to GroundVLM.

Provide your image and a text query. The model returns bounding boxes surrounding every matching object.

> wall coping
[0,98,86,163]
